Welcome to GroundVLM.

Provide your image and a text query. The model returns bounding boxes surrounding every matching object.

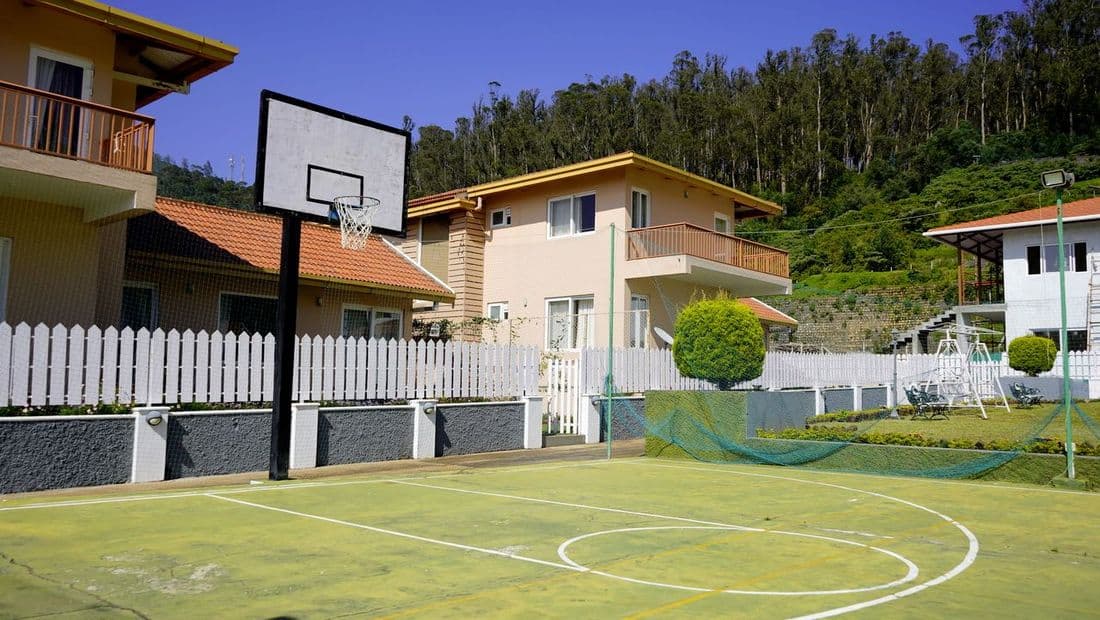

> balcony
[0,80,156,221]
[624,223,791,296]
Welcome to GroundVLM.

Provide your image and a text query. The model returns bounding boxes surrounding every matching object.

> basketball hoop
[332,195,379,250]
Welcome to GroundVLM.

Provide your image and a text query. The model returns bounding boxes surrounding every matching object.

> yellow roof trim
[408,197,477,219]
[409,152,783,217]
[30,0,239,61]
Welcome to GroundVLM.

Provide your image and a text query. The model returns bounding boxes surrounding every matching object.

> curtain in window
[33,58,83,155]
[573,298,594,348]
[576,195,596,233]
[549,198,571,237]
[342,309,372,339]
[372,310,402,340]
[547,300,570,347]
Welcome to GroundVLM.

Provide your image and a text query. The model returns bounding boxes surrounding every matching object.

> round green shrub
[672,297,764,389]
[1007,336,1057,377]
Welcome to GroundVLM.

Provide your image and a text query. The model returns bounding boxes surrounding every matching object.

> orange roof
[739,297,797,327]
[925,196,1100,235]
[141,198,453,301]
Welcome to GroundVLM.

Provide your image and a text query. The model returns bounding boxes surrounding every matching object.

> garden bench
[904,385,949,420]
[1009,383,1041,408]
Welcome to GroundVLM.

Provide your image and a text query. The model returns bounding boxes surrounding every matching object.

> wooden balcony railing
[0,80,155,173]
[626,223,790,279]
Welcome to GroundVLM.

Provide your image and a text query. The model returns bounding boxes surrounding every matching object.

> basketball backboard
[254,90,409,237]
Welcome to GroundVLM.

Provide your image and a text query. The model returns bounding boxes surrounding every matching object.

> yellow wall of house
[124,260,414,337]
[0,1,124,109]
[625,167,736,231]
[0,196,124,326]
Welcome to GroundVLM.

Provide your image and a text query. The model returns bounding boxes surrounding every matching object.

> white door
[27,47,94,157]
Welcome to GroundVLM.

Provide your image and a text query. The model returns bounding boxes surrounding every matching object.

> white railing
[0,323,540,407]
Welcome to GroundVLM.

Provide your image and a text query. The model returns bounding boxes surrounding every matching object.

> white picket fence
[0,323,540,407]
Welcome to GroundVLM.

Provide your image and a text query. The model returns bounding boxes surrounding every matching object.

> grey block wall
[597,397,646,441]
[747,390,816,436]
[436,402,524,457]
[0,417,133,494]
[863,386,889,409]
[317,407,413,466]
[823,388,854,412]
[166,412,271,479]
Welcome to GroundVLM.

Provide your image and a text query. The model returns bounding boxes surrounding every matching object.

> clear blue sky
[113,0,1022,182]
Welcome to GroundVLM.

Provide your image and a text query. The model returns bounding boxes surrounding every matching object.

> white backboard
[255,91,409,237]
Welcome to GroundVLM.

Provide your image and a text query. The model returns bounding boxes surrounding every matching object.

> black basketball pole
[269,214,301,480]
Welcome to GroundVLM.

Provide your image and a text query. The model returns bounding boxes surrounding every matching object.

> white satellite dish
[653,326,674,348]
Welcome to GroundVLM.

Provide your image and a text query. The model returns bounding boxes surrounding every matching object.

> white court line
[204,493,582,573]
[388,479,759,530]
[0,458,627,512]
[626,460,981,620]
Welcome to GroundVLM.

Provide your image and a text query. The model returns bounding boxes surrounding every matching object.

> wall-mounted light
[683,189,689,198]
[146,414,163,427]
[423,404,437,415]
[315,296,324,307]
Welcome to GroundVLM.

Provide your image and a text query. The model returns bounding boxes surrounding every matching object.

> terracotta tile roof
[925,196,1100,235]
[145,197,453,300]
[739,297,797,326]
[408,188,467,207]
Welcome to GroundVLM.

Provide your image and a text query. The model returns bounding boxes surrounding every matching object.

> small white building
[924,196,1100,351]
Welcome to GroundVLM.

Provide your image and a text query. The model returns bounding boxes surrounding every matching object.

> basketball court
[1,449,1098,618]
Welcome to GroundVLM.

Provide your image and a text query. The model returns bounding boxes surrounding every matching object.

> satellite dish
[653,326,674,348]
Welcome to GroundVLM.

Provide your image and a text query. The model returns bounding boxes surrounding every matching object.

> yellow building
[0,0,236,327]
[402,152,793,350]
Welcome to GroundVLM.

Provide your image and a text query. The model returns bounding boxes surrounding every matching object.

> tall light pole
[1041,169,1075,479]
[890,329,901,419]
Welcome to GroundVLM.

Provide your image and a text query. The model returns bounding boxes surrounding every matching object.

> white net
[333,196,380,250]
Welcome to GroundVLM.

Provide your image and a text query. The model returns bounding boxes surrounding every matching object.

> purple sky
[113,0,1022,182]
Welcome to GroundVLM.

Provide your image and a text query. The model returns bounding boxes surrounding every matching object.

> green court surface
[1,456,1098,619]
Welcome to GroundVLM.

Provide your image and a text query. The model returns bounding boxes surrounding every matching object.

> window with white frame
[121,282,158,330]
[1026,242,1087,275]
[629,294,649,348]
[548,193,596,238]
[487,302,509,321]
[342,306,403,340]
[546,296,594,349]
[714,212,731,234]
[631,189,650,228]
[219,292,277,334]
[490,208,511,228]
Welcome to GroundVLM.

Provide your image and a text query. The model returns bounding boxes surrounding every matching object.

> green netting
[601,389,1100,481]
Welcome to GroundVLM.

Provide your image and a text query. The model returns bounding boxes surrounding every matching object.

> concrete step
[543,433,586,447]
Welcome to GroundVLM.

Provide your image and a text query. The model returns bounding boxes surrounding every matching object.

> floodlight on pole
[1041,169,1075,480]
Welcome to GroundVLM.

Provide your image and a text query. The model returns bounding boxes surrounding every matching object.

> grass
[817,402,1100,445]
[2,454,1099,618]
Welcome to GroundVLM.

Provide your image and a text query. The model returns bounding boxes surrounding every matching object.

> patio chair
[904,385,949,420]
[1009,383,1041,408]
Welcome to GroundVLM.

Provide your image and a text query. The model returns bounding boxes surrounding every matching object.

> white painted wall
[1001,221,1100,342]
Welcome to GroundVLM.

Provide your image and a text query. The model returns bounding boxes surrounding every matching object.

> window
[0,237,9,323]
[121,282,157,330]
[631,189,650,228]
[548,193,596,238]
[714,212,731,234]
[342,306,403,340]
[28,48,93,156]
[1032,329,1087,352]
[1027,242,1087,275]
[490,208,511,228]
[487,302,509,321]
[218,293,277,335]
[629,294,649,348]
[546,296,594,349]
[418,214,450,282]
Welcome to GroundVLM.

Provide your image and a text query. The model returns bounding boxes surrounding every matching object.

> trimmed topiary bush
[672,296,765,389]
[1007,336,1057,377]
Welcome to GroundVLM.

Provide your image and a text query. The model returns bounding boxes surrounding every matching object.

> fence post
[522,395,544,449]
[582,394,602,444]
[812,386,825,416]
[852,385,862,412]
[411,399,438,459]
[884,382,895,408]
[131,406,169,483]
[290,402,319,470]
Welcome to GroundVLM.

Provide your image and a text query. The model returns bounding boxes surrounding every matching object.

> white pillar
[582,395,602,444]
[290,402,319,470]
[812,386,825,416]
[885,382,896,408]
[852,385,862,412]
[131,407,169,483]
[522,396,544,449]
[411,399,438,459]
